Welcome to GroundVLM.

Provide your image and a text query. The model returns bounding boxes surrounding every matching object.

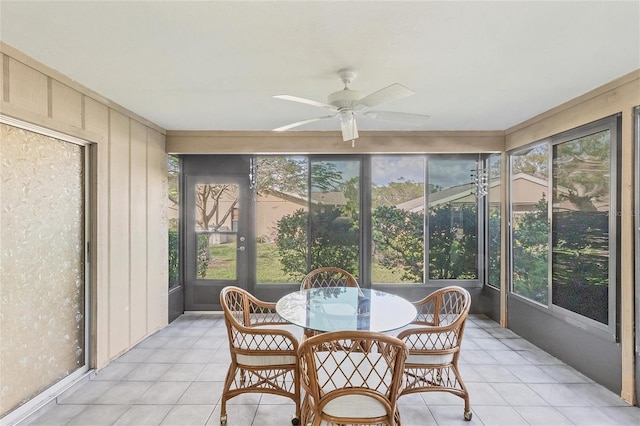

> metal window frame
[252,153,485,289]
[507,141,551,306]
[424,154,483,287]
[485,153,502,289]
[548,115,619,340]
[506,115,620,341]
[634,106,640,357]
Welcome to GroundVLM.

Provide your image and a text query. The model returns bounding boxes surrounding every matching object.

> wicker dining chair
[397,286,472,421]
[300,267,361,338]
[301,266,359,290]
[219,286,301,425]
[298,330,408,426]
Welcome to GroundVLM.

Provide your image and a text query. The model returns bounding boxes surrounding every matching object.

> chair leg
[292,366,301,425]
[453,365,472,421]
[220,362,237,424]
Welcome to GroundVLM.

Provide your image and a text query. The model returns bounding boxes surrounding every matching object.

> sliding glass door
[0,120,89,417]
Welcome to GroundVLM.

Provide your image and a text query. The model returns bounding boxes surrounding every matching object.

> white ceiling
[1,1,639,133]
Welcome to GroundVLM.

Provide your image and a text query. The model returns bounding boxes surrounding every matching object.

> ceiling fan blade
[273,95,337,111]
[273,115,335,132]
[363,110,430,126]
[357,83,414,109]
[340,118,359,142]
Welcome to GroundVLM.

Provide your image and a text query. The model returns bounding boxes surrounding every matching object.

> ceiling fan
[273,68,429,144]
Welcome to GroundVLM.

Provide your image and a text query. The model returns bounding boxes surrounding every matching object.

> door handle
[237,246,245,252]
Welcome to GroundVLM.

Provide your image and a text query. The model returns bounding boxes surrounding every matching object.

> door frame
[181,155,253,311]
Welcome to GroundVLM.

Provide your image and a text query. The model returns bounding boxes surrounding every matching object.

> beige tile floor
[21,313,640,426]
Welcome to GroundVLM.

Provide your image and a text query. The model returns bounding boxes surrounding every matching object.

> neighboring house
[183,188,349,244]
[256,190,347,242]
[310,191,348,206]
[256,190,307,242]
[396,173,607,215]
[396,173,548,215]
[506,173,548,214]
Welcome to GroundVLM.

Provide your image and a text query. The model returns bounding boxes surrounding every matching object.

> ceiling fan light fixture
[339,110,354,123]
[340,117,358,145]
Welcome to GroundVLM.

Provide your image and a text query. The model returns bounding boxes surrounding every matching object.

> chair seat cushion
[323,394,387,418]
[232,324,299,366]
[405,353,454,366]
[236,353,297,367]
[314,351,392,419]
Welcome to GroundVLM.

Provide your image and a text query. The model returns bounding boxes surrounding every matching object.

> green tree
[512,146,548,179]
[276,207,359,280]
[271,158,360,279]
[372,205,423,281]
[487,208,501,286]
[553,131,609,211]
[340,176,360,217]
[194,184,237,276]
[372,180,424,208]
[257,157,307,196]
[372,203,478,282]
[428,203,477,279]
[168,155,180,209]
[168,155,180,286]
[512,198,549,303]
[195,184,237,232]
[310,161,344,192]
[551,132,610,323]
[257,157,343,197]
[168,230,179,286]
[275,209,308,280]
[310,207,359,273]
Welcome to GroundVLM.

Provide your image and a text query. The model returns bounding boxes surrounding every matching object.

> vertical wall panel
[7,59,48,116]
[51,81,82,128]
[83,97,110,366]
[129,120,148,342]
[108,110,131,356]
[147,128,168,329]
[1,54,5,101]
[84,97,109,135]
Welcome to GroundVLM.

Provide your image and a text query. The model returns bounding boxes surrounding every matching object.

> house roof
[310,192,348,206]
[396,172,609,213]
[1,1,638,133]
[396,182,478,212]
[261,189,347,206]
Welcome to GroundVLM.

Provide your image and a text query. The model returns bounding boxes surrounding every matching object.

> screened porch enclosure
[167,111,631,397]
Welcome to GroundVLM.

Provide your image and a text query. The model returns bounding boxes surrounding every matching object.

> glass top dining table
[275,287,417,333]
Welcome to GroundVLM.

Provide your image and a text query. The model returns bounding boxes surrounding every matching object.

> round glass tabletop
[276,287,417,333]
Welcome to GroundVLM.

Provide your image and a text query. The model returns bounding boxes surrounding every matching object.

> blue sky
[372,157,475,188]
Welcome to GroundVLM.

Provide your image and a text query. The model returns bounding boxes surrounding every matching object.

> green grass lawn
[204,242,413,283]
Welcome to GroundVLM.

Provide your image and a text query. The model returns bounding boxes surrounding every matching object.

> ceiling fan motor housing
[328,89,362,109]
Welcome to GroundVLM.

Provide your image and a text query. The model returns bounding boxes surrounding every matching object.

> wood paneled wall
[0,42,168,369]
